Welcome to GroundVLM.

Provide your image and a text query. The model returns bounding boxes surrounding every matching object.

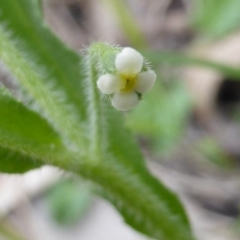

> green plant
[2,1,240,239]
[0,1,193,239]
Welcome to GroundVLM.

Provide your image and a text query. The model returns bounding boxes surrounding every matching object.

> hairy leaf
[0,88,68,172]
[0,0,88,151]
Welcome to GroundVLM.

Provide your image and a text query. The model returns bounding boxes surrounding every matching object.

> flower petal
[135,70,156,94]
[111,91,139,111]
[115,47,143,75]
[97,74,122,94]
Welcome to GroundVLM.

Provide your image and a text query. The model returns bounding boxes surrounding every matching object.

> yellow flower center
[120,74,137,92]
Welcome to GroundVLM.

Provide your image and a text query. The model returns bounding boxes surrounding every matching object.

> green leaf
[0,0,88,151]
[47,180,92,226]
[191,0,240,39]
[0,87,67,173]
[0,0,86,117]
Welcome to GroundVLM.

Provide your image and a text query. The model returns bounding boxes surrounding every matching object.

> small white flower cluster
[97,47,156,111]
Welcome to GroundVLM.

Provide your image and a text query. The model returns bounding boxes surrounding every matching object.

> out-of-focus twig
[100,0,148,49]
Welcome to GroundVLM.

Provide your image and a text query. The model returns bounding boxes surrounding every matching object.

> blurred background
[1,0,240,239]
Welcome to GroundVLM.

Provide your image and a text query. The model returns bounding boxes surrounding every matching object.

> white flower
[97,47,156,111]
